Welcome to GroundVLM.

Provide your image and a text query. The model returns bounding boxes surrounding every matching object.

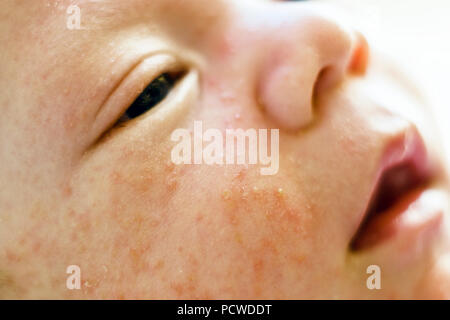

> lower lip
[351,187,447,251]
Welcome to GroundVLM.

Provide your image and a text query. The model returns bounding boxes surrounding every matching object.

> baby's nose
[257,7,369,131]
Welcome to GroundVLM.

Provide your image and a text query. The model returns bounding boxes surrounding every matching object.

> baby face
[0,0,449,299]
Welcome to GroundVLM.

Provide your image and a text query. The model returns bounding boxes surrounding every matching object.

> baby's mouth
[350,128,443,251]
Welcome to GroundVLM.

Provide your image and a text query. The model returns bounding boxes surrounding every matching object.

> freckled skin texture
[0,0,450,299]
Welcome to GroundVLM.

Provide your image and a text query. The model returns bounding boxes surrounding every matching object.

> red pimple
[222,189,232,200]
[6,250,20,262]
[70,232,79,241]
[81,278,100,295]
[291,255,306,266]
[253,258,264,275]
[234,232,243,244]
[128,246,149,272]
[216,35,235,58]
[275,187,285,199]
[171,283,186,297]
[233,169,247,182]
[196,213,204,222]
[166,177,178,193]
[62,184,73,198]
[165,161,176,173]
[153,260,165,271]
[32,241,41,253]
[41,72,50,81]
[115,293,126,300]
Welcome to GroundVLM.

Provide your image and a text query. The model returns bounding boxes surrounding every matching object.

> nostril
[312,64,347,106]
[312,66,333,101]
[312,33,369,100]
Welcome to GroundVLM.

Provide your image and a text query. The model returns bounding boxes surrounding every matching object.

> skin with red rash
[0,0,450,299]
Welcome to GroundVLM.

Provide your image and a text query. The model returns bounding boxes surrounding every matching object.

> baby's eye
[119,72,179,123]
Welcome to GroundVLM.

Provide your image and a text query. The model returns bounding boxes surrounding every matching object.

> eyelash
[117,71,183,125]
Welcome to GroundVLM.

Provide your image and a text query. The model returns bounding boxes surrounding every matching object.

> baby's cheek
[76,156,317,298]
[54,144,188,298]
[101,141,319,298]
[140,165,320,299]
[3,135,319,298]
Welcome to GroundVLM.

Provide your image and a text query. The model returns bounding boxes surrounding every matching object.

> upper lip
[350,125,435,250]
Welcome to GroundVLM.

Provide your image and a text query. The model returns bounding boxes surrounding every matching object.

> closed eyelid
[88,51,200,149]
[94,53,181,120]
[90,53,182,138]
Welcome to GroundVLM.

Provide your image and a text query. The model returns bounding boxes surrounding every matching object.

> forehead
[77,0,228,29]
[0,0,232,60]
[0,0,228,31]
